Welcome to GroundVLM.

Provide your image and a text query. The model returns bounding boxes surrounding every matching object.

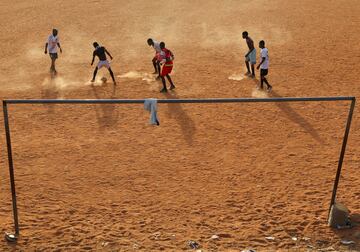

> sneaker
[169,85,176,90]
[160,88,168,93]
[267,86,272,92]
[91,79,95,83]
[156,76,161,80]
[250,74,255,78]
[245,71,251,76]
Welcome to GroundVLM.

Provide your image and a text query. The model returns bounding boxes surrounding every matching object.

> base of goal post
[328,202,351,228]
[4,232,17,243]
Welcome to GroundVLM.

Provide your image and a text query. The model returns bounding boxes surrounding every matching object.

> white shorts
[97,60,110,69]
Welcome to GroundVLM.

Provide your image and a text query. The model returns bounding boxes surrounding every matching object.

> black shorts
[49,53,58,60]
[260,69,268,76]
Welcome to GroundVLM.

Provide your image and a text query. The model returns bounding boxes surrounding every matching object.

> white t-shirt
[153,40,161,53]
[260,48,269,69]
[47,35,59,53]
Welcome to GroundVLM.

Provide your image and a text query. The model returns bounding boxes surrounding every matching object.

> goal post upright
[2,96,355,239]
[329,97,356,214]
[3,101,19,237]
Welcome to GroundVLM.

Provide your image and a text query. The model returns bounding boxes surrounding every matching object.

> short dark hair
[147,38,153,45]
[259,40,265,45]
[242,31,248,36]
[160,42,165,49]
[93,42,99,47]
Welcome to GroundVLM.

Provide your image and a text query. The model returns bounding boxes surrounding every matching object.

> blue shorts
[245,49,256,64]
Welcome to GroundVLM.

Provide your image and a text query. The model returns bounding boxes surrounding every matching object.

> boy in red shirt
[159,42,175,93]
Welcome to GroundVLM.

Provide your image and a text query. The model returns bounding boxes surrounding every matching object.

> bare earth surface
[0,0,360,251]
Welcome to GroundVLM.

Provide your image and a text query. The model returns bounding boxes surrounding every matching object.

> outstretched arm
[44,43,48,54]
[105,48,113,60]
[57,42,62,53]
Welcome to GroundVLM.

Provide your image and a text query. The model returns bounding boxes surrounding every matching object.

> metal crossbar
[2,96,356,239]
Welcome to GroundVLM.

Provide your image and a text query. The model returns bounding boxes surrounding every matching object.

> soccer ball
[101,77,107,84]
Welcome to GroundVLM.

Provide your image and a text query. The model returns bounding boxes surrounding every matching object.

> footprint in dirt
[228,73,245,81]
[118,71,157,84]
[85,78,106,87]
[252,88,269,98]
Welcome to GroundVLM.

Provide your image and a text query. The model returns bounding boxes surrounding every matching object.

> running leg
[245,61,250,74]
[92,67,98,82]
[108,67,116,85]
[263,77,272,91]
[156,61,161,79]
[160,76,167,92]
[51,58,56,73]
[152,58,158,74]
[251,64,255,77]
[166,75,175,90]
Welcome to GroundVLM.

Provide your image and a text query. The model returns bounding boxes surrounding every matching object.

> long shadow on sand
[91,84,119,130]
[41,74,60,113]
[163,91,196,145]
[270,90,324,144]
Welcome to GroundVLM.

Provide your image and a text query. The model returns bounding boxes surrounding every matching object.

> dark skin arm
[91,52,95,66]
[257,57,265,69]
[57,42,62,53]
[105,48,113,60]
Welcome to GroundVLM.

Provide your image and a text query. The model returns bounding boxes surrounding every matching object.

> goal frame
[2,96,356,240]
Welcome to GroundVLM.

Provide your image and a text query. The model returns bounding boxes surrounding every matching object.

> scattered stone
[101,241,109,247]
[291,237,298,241]
[340,240,355,245]
[210,235,220,240]
[265,236,275,240]
[188,240,200,249]
[152,232,161,240]
[321,247,336,251]
[302,237,311,241]
[241,250,256,252]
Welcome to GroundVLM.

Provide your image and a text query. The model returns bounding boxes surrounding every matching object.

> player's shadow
[163,91,196,145]
[270,90,324,144]
[41,74,59,113]
[91,84,119,130]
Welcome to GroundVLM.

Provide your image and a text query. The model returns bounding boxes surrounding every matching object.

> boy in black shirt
[91,42,116,85]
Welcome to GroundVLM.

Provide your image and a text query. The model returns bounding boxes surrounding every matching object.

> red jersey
[161,48,174,66]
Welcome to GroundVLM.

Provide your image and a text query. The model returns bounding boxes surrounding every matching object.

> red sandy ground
[0,0,360,251]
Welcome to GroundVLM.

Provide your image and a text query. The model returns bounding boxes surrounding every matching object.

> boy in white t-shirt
[44,29,62,74]
[256,40,272,91]
[147,38,162,79]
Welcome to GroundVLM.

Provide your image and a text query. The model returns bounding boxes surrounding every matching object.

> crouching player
[159,42,175,93]
[91,42,116,85]
[147,38,162,79]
